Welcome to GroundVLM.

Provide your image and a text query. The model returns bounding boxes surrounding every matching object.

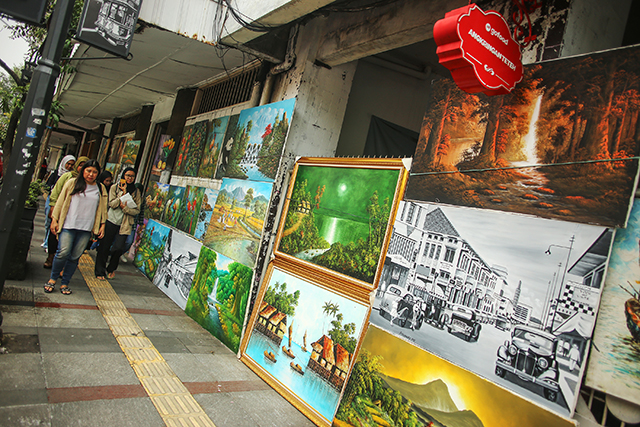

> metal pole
[0,0,76,295]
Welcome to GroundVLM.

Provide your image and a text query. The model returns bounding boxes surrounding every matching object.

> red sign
[434,5,523,96]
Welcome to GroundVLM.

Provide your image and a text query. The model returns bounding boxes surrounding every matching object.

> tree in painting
[263,281,300,316]
[198,116,228,178]
[133,221,169,280]
[174,120,208,177]
[256,112,290,179]
[144,182,169,221]
[176,186,205,235]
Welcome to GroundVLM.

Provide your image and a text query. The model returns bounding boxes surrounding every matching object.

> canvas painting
[96,137,109,168]
[585,199,640,405]
[153,229,202,310]
[108,132,133,163]
[204,178,273,267]
[144,182,169,221]
[133,219,170,280]
[174,120,208,177]
[162,185,185,228]
[333,325,576,427]
[194,188,220,241]
[176,185,206,236]
[405,45,640,228]
[126,218,148,262]
[151,135,176,177]
[121,139,141,165]
[369,199,612,418]
[185,247,253,353]
[275,159,407,289]
[214,114,240,180]
[198,116,229,178]
[217,98,295,182]
[240,263,369,425]
[104,162,119,180]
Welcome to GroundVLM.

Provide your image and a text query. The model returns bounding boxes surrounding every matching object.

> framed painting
[198,116,229,179]
[108,131,134,164]
[194,187,220,241]
[369,199,613,418]
[151,134,176,177]
[161,185,185,228]
[144,182,169,221]
[176,185,206,236]
[273,157,408,291]
[104,162,119,181]
[121,139,141,165]
[240,260,370,426]
[96,137,109,168]
[185,247,254,353]
[133,219,170,280]
[203,178,273,267]
[174,120,208,177]
[334,325,576,427]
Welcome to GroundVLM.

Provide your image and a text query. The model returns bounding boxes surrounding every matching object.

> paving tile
[193,353,257,382]
[194,393,259,427]
[0,388,48,407]
[144,335,190,354]
[0,353,46,391]
[35,307,108,330]
[129,313,170,332]
[230,390,315,427]
[50,398,163,427]
[38,328,121,354]
[162,354,217,383]
[0,304,38,328]
[158,314,206,333]
[1,332,40,353]
[0,404,52,427]
[43,352,139,388]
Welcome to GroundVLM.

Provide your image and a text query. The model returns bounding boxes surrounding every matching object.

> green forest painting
[185,247,253,353]
[133,219,170,280]
[277,164,401,284]
[406,44,640,227]
[174,120,208,177]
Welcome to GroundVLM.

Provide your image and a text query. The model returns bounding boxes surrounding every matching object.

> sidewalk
[0,208,314,427]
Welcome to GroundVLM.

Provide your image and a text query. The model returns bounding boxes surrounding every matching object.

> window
[429,245,436,258]
[400,202,407,221]
[407,204,416,222]
[444,247,455,263]
[434,245,442,260]
[423,243,430,256]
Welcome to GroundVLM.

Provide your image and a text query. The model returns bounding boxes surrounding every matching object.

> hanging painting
[151,134,176,177]
[333,325,576,427]
[585,199,640,405]
[194,187,220,241]
[96,137,109,168]
[240,261,370,426]
[108,132,133,164]
[121,139,141,165]
[133,219,170,280]
[176,185,206,236]
[204,178,273,267]
[153,229,202,310]
[185,247,254,353]
[198,116,229,179]
[368,199,612,418]
[405,45,640,227]
[174,120,208,177]
[217,98,295,182]
[144,182,169,221]
[104,162,119,181]
[274,157,408,290]
[162,185,185,229]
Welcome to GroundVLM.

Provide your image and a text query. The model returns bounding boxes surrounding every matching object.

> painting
[240,262,370,426]
[369,199,613,418]
[176,185,206,236]
[104,162,119,180]
[121,139,141,165]
[585,199,640,405]
[153,229,202,310]
[96,137,109,168]
[174,120,208,177]
[198,116,229,178]
[333,325,576,427]
[204,178,273,267]
[133,219,170,280]
[126,218,148,261]
[217,98,296,182]
[405,45,640,228]
[274,158,407,289]
[214,114,239,180]
[108,132,133,163]
[162,185,185,229]
[144,182,169,221]
[194,187,220,241]
[185,247,253,353]
[151,134,176,177]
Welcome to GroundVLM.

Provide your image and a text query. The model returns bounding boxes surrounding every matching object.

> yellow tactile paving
[77,254,217,427]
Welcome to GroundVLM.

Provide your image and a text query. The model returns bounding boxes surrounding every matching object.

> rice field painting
[194,188,220,241]
[185,247,254,353]
[203,178,273,267]
[174,120,208,177]
[405,44,640,228]
[162,185,185,228]
[198,116,230,178]
[144,182,169,221]
[133,219,170,280]
[176,185,206,236]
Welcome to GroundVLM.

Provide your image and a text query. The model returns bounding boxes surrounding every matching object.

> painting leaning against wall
[199,115,230,179]
[162,185,186,229]
[133,219,170,281]
[194,187,220,241]
[144,182,169,221]
[176,185,206,236]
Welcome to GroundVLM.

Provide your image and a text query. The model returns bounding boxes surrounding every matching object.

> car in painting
[495,316,512,332]
[495,325,560,402]
[378,285,424,329]
[445,305,481,342]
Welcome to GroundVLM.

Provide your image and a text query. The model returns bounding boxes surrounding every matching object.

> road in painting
[244,267,369,422]
[277,165,400,284]
[133,219,170,280]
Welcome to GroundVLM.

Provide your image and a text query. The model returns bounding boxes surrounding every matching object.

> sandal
[60,286,72,295]
[44,282,55,293]
[107,272,115,279]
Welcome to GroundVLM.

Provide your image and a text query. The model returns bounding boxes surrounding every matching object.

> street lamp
[544,236,575,333]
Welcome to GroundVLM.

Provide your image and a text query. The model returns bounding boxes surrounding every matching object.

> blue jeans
[51,229,92,287]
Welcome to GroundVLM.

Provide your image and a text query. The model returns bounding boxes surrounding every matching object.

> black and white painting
[76,0,141,58]
[370,200,613,418]
[153,229,203,310]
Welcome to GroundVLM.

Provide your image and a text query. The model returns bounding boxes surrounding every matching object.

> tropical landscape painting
[585,200,640,405]
[333,325,575,427]
[203,178,273,266]
[176,185,206,235]
[121,139,141,164]
[185,247,254,353]
[151,134,176,177]
[162,185,185,228]
[406,44,640,227]
[241,265,369,424]
[174,120,208,176]
[218,98,295,182]
[105,162,118,180]
[194,188,220,241]
[145,182,169,221]
[277,163,403,285]
[133,219,170,280]
[198,116,229,178]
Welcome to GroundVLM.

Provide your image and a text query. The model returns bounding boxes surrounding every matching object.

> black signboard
[0,0,49,25]
[76,0,141,58]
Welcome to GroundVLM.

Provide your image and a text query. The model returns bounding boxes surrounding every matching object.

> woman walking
[42,155,75,254]
[44,160,108,294]
[95,167,142,280]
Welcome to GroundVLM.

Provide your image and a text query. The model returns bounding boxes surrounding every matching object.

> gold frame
[239,258,371,426]
[273,157,408,292]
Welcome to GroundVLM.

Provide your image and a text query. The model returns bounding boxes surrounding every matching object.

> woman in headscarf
[94,167,142,279]
[42,155,76,252]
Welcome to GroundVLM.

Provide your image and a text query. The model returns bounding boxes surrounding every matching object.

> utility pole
[0,0,76,295]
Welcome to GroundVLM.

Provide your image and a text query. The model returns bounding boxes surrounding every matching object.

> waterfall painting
[406,44,640,228]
